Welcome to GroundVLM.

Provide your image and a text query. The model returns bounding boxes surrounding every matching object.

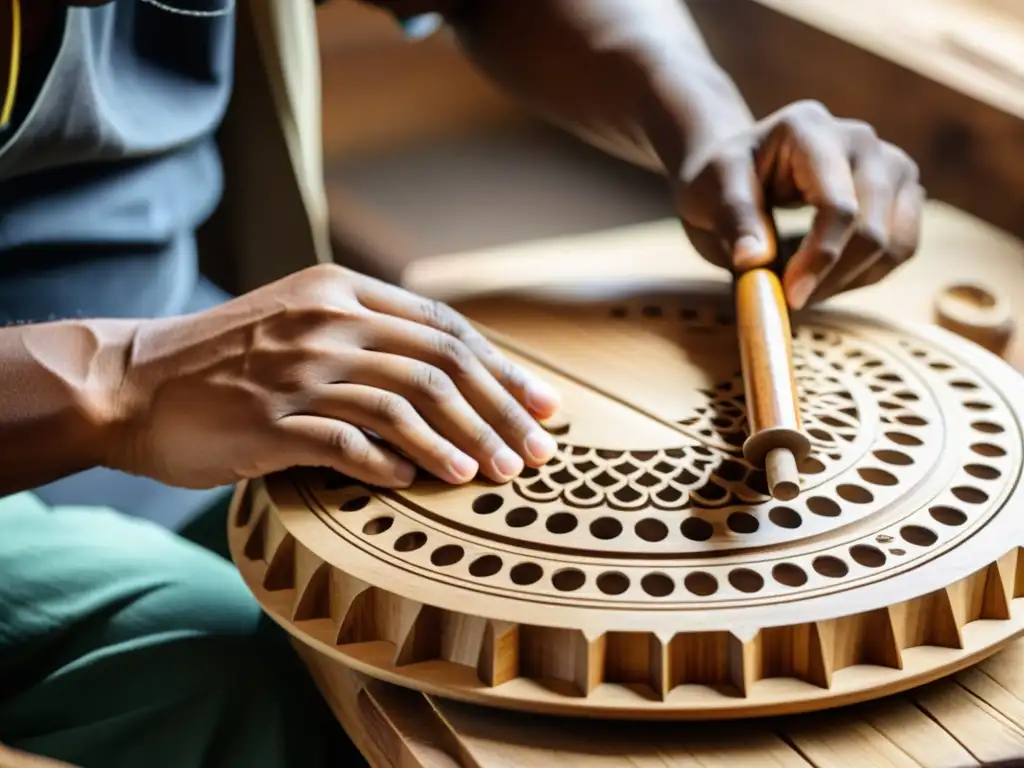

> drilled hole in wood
[873,450,912,466]
[597,572,630,595]
[680,517,713,542]
[952,379,979,390]
[858,468,898,486]
[964,401,994,412]
[887,431,923,446]
[636,518,669,542]
[430,545,464,567]
[641,305,663,318]
[505,507,537,528]
[683,571,717,596]
[972,443,1006,457]
[972,421,1004,434]
[590,517,623,540]
[769,506,802,529]
[965,464,1001,480]
[772,563,807,587]
[546,512,579,534]
[807,496,840,517]
[469,555,503,578]
[363,517,394,536]
[641,572,675,597]
[850,544,886,568]
[799,457,826,475]
[553,568,586,592]
[728,568,764,593]
[897,415,928,426]
[394,532,427,553]
[837,484,874,504]
[901,525,939,547]
[930,361,954,371]
[813,556,849,578]
[727,512,759,534]
[930,506,968,526]
[953,486,989,504]
[340,495,371,512]
[473,494,504,515]
[510,562,543,585]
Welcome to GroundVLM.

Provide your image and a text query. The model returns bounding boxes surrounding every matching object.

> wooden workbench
[293,201,1024,767]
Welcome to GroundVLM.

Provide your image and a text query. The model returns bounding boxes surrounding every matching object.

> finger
[340,350,535,483]
[703,153,775,271]
[363,314,559,468]
[840,182,924,295]
[339,353,530,482]
[350,276,561,419]
[781,133,860,310]
[842,253,903,294]
[887,182,926,264]
[306,383,486,485]
[807,143,894,303]
[276,414,416,488]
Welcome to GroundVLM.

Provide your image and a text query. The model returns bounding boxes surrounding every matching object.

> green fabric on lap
[0,492,365,768]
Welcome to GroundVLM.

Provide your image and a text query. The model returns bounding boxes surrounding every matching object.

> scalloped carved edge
[229,478,1024,717]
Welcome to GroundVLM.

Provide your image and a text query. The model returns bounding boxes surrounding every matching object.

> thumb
[713,155,775,271]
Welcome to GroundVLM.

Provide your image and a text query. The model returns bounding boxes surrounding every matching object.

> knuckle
[419,299,465,336]
[373,392,413,425]
[786,99,832,125]
[432,333,474,374]
[857,222,888,252]
[884,145,919,182]
[844,119,878,144]
[471,423,503,453]
[331,425,367,462]
[497,396,530,434]
[410,362,455,401]
[497,359,528,392]
[824,200,859,229]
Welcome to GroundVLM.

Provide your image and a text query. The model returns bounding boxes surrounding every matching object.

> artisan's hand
[109,264,561,490]
[677,101,925,310]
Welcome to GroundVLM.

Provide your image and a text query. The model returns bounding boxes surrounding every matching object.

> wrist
[638,54,755,182]
[24,318,142,467]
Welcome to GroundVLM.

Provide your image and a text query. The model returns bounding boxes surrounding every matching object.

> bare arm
[0,319,132,495]
[366,0,753,178]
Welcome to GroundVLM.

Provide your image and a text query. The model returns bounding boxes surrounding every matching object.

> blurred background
[319,0,1024,280]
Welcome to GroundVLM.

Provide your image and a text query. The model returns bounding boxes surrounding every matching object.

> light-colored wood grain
[238,201,1024,764]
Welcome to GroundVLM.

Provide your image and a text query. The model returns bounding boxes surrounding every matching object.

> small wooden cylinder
[736,269,811,500]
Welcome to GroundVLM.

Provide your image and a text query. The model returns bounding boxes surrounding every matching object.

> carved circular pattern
[230,289,1024,719]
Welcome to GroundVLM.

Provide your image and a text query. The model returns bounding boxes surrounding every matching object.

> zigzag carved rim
[228,475,1024,719]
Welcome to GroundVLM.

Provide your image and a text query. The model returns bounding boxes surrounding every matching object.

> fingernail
[525,430,558,464]
[447,452,478,483]
[525,378,561,416]
[395,462,417,486]
[788,272,818,310]
[732,234,770,270]
[492,446,524,479]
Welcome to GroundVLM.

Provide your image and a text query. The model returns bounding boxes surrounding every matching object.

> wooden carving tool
[734,232,811,501]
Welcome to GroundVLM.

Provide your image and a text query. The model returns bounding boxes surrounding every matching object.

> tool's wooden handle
[736,269,811,501]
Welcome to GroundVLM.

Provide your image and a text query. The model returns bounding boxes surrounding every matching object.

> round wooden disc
[229,282,1024,720]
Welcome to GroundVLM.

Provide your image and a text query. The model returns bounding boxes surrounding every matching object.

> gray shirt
[0,0,234,323]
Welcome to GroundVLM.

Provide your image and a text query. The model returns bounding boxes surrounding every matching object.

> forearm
[0,319,133,495]
[448,0,755,178]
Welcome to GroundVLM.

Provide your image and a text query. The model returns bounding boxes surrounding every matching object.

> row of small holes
[357,508,952,599]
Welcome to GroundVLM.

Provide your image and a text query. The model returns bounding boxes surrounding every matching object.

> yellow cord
[1,0,21,128]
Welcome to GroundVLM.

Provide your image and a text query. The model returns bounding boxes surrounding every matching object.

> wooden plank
[914,680,1024,764]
